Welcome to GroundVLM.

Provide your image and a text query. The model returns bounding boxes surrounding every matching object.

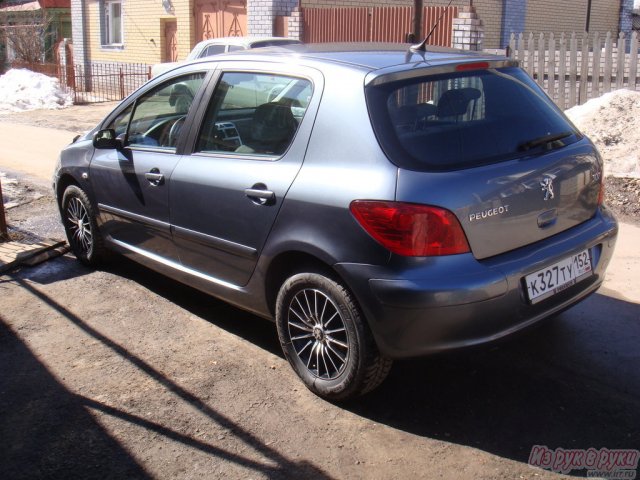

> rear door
[169,63,322,286]
[367,65,602,259]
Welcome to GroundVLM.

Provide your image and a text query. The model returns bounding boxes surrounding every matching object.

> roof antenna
[410,0,455,52]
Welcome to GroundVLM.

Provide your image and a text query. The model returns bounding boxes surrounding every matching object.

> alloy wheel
[287,288,350,379]
[66,196,93,256]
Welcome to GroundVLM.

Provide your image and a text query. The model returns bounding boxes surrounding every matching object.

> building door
[164,20,178,62]
[195,0,246,41]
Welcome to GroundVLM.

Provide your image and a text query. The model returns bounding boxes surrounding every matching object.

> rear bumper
[335,207,618,358]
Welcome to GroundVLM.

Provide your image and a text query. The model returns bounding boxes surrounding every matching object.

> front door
[170,67,318,286]
[90,72,206,260]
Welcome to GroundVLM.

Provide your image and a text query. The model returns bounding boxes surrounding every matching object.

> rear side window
[196,72,312,156]
[367,67,580,171]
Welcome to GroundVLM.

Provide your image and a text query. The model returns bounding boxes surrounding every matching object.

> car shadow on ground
[98,258,640,477]
[0,318,151,479]
[7,268,331,480]
[106,256,285,358]
[351,292,640,477]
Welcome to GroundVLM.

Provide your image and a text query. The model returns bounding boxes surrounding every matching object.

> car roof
[189,42,512,79]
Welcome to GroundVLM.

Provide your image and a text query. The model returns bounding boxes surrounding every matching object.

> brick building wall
[82,0,192,65]
[619,0,634,35]
[70,0,88,70]
[275,0,297,16]
[248,0,297,36]
[248,0,275,36]
[524,0,620,37]
[501,0,525,46]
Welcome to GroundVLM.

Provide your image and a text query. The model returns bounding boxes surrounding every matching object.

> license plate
[525,250,592,304]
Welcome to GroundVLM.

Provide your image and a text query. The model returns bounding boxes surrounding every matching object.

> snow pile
[565,89,640,178]
[0,68,72,113]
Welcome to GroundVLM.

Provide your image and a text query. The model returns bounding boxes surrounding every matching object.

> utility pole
[413,0,424,41]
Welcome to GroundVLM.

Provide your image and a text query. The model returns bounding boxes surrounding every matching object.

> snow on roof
[0,1,41,12]
[566,89,640,179]
[0,0,69,12]
[0,69,72,113]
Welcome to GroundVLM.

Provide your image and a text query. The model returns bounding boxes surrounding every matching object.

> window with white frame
[102,0,123,46]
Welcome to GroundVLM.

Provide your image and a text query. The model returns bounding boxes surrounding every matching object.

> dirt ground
[0,102,118,134]
[1,104,639,479]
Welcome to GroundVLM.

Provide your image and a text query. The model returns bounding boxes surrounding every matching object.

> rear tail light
[349,200,470,257]
[597,175,605,206]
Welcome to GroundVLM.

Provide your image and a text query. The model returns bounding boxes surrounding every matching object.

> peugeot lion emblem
[540,177,555,201]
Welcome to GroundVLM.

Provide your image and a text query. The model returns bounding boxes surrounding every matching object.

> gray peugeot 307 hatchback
[54,43,618,400]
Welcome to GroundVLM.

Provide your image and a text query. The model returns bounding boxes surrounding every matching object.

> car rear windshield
[366,66,581,171]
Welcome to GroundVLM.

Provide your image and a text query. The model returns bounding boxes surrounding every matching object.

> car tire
[276,272,392,401]
[61,185,108,267]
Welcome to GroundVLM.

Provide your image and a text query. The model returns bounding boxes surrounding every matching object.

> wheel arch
[268,251,393,400]
[55,173,81,208]
[263,250,346,318]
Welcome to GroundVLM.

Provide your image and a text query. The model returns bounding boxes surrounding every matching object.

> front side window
[196,72,312,156]
[102,0,123,46]
[367,67,580,171]
[114,73,205,149]
[107,103,133,137]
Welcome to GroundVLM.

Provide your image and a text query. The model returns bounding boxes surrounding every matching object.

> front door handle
[145,168,164,186]
[245,185,275,205]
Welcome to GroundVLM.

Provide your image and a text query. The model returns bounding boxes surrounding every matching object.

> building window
[102,0,123,46]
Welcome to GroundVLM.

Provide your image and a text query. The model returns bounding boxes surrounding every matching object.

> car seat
[235,103,297,155]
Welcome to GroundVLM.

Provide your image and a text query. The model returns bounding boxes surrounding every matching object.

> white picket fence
[508,31,640,109]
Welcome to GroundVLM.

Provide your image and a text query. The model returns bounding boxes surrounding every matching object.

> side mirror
[93,129,122,149]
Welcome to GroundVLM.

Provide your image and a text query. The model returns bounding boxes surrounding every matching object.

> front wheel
[61,185,107,267]
[275,272,392,401]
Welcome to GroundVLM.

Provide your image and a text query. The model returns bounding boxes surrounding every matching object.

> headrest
[251,103,296,142]
[169,83,194,108]
[436,88,481,117]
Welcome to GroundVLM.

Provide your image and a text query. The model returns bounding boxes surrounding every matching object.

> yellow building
[82,0,235,65]
[71,0,300,68]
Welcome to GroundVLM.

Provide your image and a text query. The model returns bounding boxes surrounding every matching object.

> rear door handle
[245,186,275,205]
[145,169,164,186]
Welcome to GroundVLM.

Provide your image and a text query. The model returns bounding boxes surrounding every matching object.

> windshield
[366,67,581,171]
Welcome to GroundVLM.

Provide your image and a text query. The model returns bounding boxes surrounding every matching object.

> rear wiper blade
[518,131,574,151]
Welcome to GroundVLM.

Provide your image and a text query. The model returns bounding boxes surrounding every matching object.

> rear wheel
[61,185,107,267]
[276,272,392,401]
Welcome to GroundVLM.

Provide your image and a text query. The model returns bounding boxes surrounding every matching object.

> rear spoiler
[365,58,519,87]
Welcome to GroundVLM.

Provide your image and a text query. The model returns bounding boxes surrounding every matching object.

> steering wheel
[168,116,186,147]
